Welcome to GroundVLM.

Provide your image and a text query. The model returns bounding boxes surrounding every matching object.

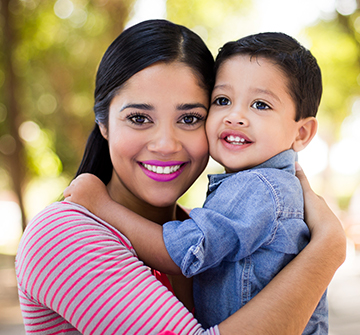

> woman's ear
[98,122,108,140]
[292,117,318,152]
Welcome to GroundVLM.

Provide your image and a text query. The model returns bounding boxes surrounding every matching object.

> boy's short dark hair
[215,32,322,121]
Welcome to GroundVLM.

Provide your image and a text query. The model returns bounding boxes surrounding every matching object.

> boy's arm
[63,174,181,275]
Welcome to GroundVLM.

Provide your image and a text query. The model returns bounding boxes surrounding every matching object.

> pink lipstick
[139,160,188,182]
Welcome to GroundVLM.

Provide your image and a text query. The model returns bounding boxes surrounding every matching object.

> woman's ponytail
[75,124,113,185]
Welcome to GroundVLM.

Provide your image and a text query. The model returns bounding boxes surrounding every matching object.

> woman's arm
[64,173,181,274]
[16,202,216,335]
[217,163,346,334]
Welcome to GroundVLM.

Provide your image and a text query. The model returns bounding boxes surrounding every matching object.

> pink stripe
[76,260,140,330]
[93,277,158,335]
[22,216,82,288]
[17,212,60,277]
[84,210,134,250]
[22,311,54,320]
[149,300,181,334]
[51,329,77,335]
[24,314,62,327]
[69,256,133,323]
[33,225,98,299]
[39,231,105,303]
[85,268,151,334]
[25,320,68,333]
[60,202,134,250]
[51,328,77,335]
[169,309,189,334]
[44,235,109,305]
[125,295,173,335]
[58,249,120,312]
[19,307,48,314]
[176,315,194,335]
[49,242,110,308]
[16,206,57,268]
[18,210,81,279]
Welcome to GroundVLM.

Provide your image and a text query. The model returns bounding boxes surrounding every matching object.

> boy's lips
[138,160,188,182]
[220,131,253,146]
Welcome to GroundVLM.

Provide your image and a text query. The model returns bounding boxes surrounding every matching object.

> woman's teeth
[143,164,181,174]
[226,135,247,145]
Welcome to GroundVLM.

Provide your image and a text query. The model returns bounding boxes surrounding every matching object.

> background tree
[0,0,136,227]
[1,0,360,228]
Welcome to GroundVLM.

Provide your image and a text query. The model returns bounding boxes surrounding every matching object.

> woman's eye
[251,101,270,110]
[128,114,151,125]
[179,114,204,125]
[214,97,231,106]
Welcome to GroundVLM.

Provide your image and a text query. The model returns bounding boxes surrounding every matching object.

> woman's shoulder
[18,201,135,257]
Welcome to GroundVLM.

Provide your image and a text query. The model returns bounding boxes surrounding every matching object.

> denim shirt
[163,150,328,334]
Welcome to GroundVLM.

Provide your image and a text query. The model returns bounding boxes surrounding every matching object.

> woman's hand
[295,162,346,262]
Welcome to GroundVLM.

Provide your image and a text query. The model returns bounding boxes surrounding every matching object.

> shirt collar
[208,149,297,191]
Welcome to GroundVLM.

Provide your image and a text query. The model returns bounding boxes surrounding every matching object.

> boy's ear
[292,117,318,152]
[98,122,108,140]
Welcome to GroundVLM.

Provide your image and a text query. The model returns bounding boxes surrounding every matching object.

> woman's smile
[139,160,189,182]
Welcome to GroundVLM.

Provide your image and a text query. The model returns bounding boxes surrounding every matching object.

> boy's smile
[206,54,301,173]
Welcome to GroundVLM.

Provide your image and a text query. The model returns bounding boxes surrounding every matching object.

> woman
[16,19,345,334]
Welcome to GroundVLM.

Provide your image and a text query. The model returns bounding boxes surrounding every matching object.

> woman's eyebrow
[177,103,208,111]
[120,103,153,112]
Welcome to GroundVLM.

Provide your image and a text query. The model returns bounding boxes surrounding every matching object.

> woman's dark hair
[215,32,322,121]
[76,19,215,184]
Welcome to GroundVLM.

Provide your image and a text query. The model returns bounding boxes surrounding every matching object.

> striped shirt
[16,201,220,335]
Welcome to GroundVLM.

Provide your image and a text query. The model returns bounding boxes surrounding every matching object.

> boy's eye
[251,101,270,110]
[214,97,231,106]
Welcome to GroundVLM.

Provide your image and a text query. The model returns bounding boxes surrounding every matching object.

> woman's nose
[147,127,182,155]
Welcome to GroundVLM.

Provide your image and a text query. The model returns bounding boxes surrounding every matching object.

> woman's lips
[138,160,188,182]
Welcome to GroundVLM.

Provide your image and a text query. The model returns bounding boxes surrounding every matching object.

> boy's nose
[224,109,249,127]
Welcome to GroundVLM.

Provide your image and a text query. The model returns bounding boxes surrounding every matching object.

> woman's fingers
[295,162,312,195]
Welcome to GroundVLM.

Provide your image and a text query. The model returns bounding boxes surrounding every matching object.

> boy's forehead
[214,55,290,89]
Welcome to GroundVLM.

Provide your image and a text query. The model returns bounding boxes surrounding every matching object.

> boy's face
[206,55,300,173]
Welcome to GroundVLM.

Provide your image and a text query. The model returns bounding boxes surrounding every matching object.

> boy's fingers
[63,184,74,198]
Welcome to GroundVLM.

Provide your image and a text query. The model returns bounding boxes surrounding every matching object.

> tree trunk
[1,0,27,230]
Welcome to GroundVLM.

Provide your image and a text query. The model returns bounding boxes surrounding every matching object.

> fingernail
[295,162,302,171]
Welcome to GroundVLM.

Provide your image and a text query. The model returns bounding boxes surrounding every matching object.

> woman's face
[101,62,210,211]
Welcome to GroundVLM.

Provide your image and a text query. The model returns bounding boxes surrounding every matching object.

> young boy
[64,32,327,333]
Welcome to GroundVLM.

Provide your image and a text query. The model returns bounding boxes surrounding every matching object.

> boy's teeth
[227,135,246,144]
[143,164,181,174]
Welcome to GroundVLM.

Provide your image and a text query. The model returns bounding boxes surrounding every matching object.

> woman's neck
[107,180,178,225]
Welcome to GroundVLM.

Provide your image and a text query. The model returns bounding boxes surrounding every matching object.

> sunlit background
[1,0,360,333]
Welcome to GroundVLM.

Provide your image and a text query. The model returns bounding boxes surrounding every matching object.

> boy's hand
[63,173,110,214]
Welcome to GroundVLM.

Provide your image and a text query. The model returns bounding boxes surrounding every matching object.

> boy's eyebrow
[120,103,153,112]
[213,84,282,103]
[253,88,281,103]
[213,84,228,91]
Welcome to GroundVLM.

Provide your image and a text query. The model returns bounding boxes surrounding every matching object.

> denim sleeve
[163,173,279,277]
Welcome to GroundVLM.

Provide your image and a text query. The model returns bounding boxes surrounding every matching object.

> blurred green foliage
[308,19,360,136]
[0,0,360,223]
